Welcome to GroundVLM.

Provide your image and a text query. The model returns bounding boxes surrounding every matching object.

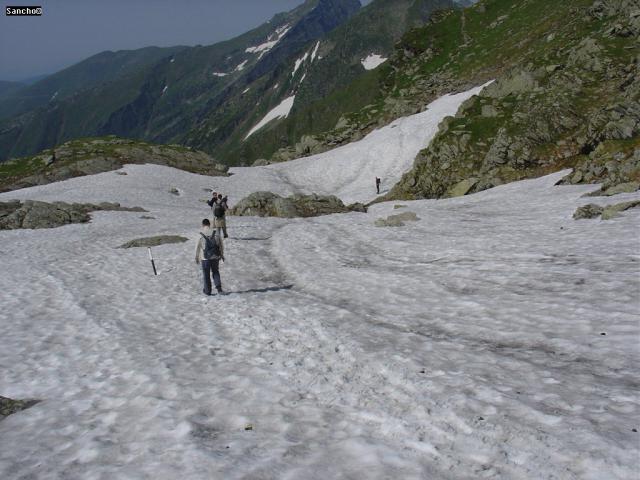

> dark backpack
[213,202,225,218]
[201,232,221,259]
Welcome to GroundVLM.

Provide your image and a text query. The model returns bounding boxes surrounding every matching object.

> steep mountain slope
[222,0,459,164]
[386,0,640,199]
[0,81,24,99]
[273,0,638,198]
[0,0,461,165]
[0,0,361,162]
[0,46,187,121]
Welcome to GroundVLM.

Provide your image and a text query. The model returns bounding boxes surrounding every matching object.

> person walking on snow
[376,177,381,194]
[207,191,218,215]
[195,218,225,295]
[209,193,229,238]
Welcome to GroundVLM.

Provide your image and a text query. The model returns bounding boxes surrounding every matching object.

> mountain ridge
[0,0,457,164]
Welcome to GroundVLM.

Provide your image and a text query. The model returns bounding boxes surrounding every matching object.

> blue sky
[0,0,371,82]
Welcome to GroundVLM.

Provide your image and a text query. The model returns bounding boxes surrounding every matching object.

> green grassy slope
[0,136,227,193]
[385,0,639,198]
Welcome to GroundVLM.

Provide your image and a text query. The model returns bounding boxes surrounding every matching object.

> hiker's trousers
[201,259,221,294]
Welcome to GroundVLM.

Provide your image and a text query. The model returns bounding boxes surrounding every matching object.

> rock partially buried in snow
[118,235,189,249]
[0,201,146,230]
[446,178,478,198]
[573,204,603,219]
[0,395,40,420]
[375,211,420,227]
[230,191,366,218]
[573,201,640,220]
[597,182,640,197]
[601,201,640,220]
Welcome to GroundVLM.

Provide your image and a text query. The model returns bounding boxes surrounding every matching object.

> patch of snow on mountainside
[310,41,321,62]
[244,95,296,140]
[292,51,310,77]
[245,24,291,58]
[235,60,248,72]
[212,72,227,77]
[361,53,388,70]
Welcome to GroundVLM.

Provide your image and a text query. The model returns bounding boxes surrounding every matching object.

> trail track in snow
[0,81,638,479]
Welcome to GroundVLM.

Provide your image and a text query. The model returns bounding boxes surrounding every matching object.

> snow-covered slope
[245,95,297,140]
[241,82,489,204]
[361,53,388,70]
[0,85,638,480]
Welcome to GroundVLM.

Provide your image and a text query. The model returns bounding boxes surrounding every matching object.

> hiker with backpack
[208,193,229,238]
[195,218,225,295]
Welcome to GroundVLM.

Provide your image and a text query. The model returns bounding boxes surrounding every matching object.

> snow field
[245,95,296,140]
[361,54,387,70]
[0,82,638,479]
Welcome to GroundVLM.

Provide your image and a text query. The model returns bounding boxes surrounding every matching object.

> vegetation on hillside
[0,136,227,193]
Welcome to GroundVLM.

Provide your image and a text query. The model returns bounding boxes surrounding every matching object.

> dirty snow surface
[1,86,639,480]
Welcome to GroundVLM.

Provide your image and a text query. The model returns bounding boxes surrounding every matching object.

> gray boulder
[446,178,478,197]
[600,181,640,196]
[573,200,640,220]
[229,192,366,218]
[601,200,640,219]
[573,204,604,219]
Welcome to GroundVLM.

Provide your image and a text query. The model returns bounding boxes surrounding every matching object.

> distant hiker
[213,193,229,238]
[207,192,228,238]
[207,192,217,211]
[195,219,225,295]
[376,177,381,194]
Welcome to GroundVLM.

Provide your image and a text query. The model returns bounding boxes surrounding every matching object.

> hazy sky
[1,0,370,82]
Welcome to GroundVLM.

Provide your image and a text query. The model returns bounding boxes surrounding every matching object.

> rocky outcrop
[573,200,640,219]
[0,395,39,420]
[0,137,229,193]
[586,181,640,196]
[573,204,605,219]
[118,235,188,248]
[0,200,146,230]
[229,191,366,218]
[561,139,640,191]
